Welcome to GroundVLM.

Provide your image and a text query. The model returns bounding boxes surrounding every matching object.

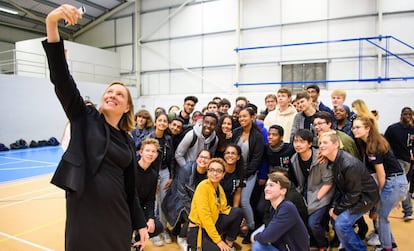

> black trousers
[187,207,243,251]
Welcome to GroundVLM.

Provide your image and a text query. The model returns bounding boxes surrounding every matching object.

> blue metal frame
[234,35,414,87]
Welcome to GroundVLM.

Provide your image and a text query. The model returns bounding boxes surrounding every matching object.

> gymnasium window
[281,63,327,93]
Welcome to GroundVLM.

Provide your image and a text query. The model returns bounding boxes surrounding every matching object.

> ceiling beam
[73,0,134,38]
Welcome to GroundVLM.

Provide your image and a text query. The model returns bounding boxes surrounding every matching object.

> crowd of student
[128,85,413,251]
[44,5,413,251]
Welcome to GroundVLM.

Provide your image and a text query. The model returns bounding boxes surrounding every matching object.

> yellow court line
[0,191,62,209]
[0,174,52,189]
[0,217,65,243]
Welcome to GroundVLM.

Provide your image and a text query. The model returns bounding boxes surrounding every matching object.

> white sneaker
[161,231,172,244]
[404,214,413,222]
[151,235,164,246]
[366,232,381,246]
[177,236,188,251]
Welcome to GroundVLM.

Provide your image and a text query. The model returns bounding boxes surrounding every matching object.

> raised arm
[46,4,83,42]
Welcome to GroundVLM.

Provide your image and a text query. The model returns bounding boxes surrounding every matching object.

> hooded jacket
[175,122,217,167]
[264,104,297,143]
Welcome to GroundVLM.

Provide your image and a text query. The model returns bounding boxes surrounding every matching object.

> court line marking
[0,164,56,171]
[0,191,62,209]
[0,174,52,189]
[0,156,58,165]
[0,231,55,251]
[0,186,56,201]
[0,160,26,166]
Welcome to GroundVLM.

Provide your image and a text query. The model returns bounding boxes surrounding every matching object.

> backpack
[0,143,9,151]
[182,124,217,149]
[10,139,28,150]
[47,137,60,146]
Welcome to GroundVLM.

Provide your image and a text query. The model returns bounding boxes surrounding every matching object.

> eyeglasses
[313,122,327,127]
[208,168,224,174]
[224,151,238,156]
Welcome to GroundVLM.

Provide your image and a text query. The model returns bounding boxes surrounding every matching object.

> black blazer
[42,40,146,230]
[231,125,265,178]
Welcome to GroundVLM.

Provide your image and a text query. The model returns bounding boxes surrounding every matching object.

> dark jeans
[187,208,243,251]
[308,205,330,248]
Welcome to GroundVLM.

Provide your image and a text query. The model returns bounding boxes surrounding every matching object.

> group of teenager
[129,84,413,251]
[44,4,413,251]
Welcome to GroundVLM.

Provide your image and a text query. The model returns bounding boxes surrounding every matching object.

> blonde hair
[140,138,160,151]
[318,131,343,149]
[351,99,378,129]
[331,89,347,99]
[100,82,135,132]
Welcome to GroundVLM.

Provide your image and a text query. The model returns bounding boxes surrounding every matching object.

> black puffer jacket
[330,150,379,215]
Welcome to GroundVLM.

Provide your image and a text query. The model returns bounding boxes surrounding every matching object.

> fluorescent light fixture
[0,6,18,15]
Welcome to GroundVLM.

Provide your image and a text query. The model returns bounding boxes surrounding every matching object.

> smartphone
[64,6,85,26]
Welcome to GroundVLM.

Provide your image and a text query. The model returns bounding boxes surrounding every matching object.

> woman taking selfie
[43,4,148,251]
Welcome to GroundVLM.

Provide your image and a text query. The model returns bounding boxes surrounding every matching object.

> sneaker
[338,243,345,251]
[403,214,413,222]
[392,242,398,251]
[367,232,381,246]
[372,243,398,251]
[161,231,172,244]
[150,235,164,247]
[177,236,188,251]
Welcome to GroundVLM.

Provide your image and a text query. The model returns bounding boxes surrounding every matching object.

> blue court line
[0,146,62,183]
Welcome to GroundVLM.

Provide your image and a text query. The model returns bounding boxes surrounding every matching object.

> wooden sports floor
[0,147,412,251]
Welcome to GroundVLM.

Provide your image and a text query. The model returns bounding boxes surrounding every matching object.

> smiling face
[238,109,253,128]
[334,106,348,121]
[401,108,413,125]
[207,161,225,184]
[293,135,312,154]
[221,117,233,134]
[313,117,331,135]
[202,116,217,138]
[352,119,370,140]
[223,146,240,165]
[155,114,168,132]
[264,179,285,201]
[139,143,159,164]
[318,133,339,161]
[101,83,130,118]
[169,119,183,136]
[307,88,319,102]
[297,97,312,112]
[196,150,211,170]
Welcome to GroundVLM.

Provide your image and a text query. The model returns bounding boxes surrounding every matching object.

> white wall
[1,0,414,144]
[0,74,138,145]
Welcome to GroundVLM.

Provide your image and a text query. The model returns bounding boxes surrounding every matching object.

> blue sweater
[254,200,309,251]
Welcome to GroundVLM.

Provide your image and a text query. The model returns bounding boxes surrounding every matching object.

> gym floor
[0,147,412,251]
